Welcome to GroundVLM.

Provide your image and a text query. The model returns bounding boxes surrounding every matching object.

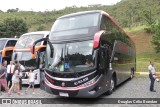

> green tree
[144,9,154,25]
[0,18,28,38]
[143,9,155,33]
[37,24,45,31]
[7,8,19,13]
[151,20,160,53]
[0,10,3,13]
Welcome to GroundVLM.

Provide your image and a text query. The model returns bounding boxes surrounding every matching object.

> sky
[0,0,121,12]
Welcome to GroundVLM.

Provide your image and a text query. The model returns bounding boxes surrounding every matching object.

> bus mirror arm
[48,41,54,58]
[30,38,49,54]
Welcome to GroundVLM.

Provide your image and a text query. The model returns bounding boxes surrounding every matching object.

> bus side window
[100,15,107,30]
[6,41,12,47]
[6,40,17,47]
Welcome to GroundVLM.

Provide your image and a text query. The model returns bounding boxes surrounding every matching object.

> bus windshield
[46,40,96,72]
[49,13,99,41]
[15,34,44,49]
[52,13,99,32]
[13,52,33,61]
[0,40,7,50]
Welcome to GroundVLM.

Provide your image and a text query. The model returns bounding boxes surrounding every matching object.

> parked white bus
[12,31,50,85]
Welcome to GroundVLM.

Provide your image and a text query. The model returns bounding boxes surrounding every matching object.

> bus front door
[99,44,112,93]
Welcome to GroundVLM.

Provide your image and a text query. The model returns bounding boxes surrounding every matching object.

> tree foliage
[0,10,3,13]
[0,18,28,38]
[143,9,154,25]
[37,24,45,31]
[151,20,160,53]
[7,8,19,13]
[0,0,160,37]
[143,9,155,33]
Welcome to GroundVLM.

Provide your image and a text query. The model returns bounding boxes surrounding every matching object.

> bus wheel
[107,77,115,95]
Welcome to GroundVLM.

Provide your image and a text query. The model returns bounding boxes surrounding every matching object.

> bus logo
[61,82,65,87]
[74,77,89,85]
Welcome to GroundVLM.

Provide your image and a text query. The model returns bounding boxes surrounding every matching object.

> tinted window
[6,40,17,47]
[15,34,44,49]
[100,15,132,47]
[52,13,99,32]
[25,34,43,48]
[46,40,96,72]
[0,40,7,50]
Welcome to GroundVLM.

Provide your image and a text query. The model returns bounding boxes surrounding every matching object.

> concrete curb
[134,72,160,75]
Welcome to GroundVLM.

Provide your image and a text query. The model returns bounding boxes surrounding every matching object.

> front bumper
[44,75,104,98]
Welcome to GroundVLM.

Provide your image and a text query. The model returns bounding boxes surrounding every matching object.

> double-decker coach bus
[12,31,50,85]
[0,38,18,63]
[31,10,136,98]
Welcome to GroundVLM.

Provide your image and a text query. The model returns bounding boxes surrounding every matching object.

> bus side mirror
[93,31,105,49]
[29,38,48,54]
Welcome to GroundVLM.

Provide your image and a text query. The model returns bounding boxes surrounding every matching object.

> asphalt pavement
[1,76,160,106]
[1,76,160,98]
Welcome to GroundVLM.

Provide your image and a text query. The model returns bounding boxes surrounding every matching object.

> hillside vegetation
[128,30,160,72]
[0,0,160,72]
[0,0,160,32]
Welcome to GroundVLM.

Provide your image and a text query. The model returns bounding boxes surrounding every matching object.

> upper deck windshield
[50,13,100,40]
[15,34,44,49]
[0,40,7,50]
[46,40,96,72]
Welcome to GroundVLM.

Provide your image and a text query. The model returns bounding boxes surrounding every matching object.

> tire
[107,77,115,95]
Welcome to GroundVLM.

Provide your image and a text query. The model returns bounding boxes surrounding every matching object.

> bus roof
[0,38,18,41]
[58,10,106,19]
[57,10,135,46]
[22,31,50,37]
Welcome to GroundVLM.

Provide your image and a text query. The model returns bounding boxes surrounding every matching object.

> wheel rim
[110,79,114,91]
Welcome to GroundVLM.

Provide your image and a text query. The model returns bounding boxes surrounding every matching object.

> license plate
[59,92,69,97]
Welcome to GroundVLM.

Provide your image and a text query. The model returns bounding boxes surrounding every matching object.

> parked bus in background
[12,31,50,85]
[0,38,18,63]
[31,10,136,98]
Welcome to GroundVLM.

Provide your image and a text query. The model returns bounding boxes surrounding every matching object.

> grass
[127,28,160,73]
[136,53,160,72]
[124,25,147,32]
